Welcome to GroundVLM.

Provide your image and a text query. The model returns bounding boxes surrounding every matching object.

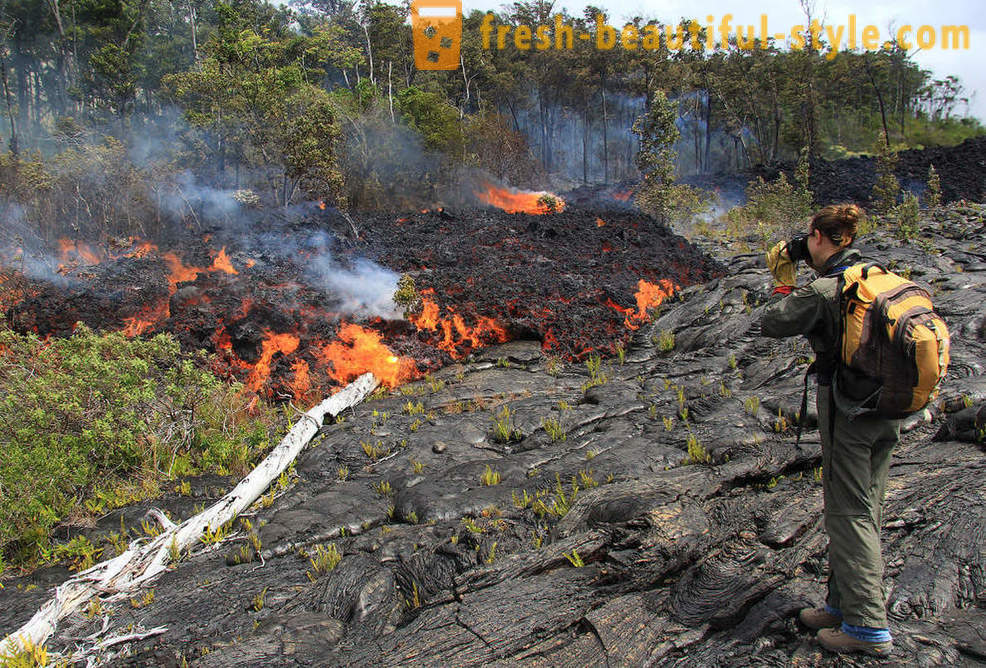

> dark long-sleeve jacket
[760,247,862,385]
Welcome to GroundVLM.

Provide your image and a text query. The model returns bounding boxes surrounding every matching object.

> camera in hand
[786,234,810,263]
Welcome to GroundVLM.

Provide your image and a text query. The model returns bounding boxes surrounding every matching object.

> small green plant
[893,193,921,240]
[495,357,509,368]
[719,381,732,398]
[361,440,389,460]
[426,375,445,392]
[744,396,760,416]
[393,274,420,317]
[542,417,566,442]
[306,543,342,580]
[614,342,626,365]
[403,400,425,415]
[231,543,253,565]
[480,465,502,486]
[925,164,942,210]
[337,466,349,481]
[51,535,101,572]
[663,416,674,431]
[773,407,789,432]
[512,489,534,508]
[176,480,191,495]
[410,459,425,474]
[86,598,106,618]
[657,329,675,352]
[564,550,585,567]
[728,354,738,370]
[168,537,182,565]
[405,581,422,609]
[485,541,498,564]
[531,473,580,519]
[577,469,598,488]
[872,134,901,216]
[557,400,571,411]
[409,418,423,432]
[585,449,597,460]
[0,637,49,666]
[374,480,393,496]
[490,406,521,443]
[813,466,823,482]
[685,434,711,464]
[406,510,419,524]
[461,516,484,533]
[200,522,231,546]
[251,587,268,612]
[585,353,601,379]
[0,324,279,569]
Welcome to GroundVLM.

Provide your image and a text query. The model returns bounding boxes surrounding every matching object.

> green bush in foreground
[0,323,279,570]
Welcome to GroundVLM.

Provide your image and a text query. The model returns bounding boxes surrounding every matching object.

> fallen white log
[1,372,379,657]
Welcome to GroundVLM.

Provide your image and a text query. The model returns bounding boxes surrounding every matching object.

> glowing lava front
[474,181,566,214]
[410,289,509,357]
[318,323,416,388]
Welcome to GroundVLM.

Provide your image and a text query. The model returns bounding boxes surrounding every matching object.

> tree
[632,89,679,222]
[165,3,343,204]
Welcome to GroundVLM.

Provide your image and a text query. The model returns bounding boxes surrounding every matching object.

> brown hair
[810,203,861,247]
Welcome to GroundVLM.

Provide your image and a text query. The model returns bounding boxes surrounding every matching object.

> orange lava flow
[318,323,415,388]
[162,252,202,292]
[58,239,104,267]
[410,290,509,358]
[210,247,238,274]
[290,359,311,401]
[611,189,633,202]
[246,331,300,392]
[128,240,159,258]
[596,218,606,227]
[121,300,171,337]
[474,182,566,215]
[625,279,676,329]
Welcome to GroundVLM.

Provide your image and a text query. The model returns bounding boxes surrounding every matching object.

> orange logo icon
[411,0,462,71]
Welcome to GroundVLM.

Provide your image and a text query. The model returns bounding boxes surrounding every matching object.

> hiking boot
[798,607,842,630]
[817,628,893,657]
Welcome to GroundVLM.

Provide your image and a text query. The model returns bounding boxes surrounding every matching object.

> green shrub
[685,434,711,464]
[871,136,901,215]
[893,192,921,240]
[0,323,278,569]
[925,164,942,210]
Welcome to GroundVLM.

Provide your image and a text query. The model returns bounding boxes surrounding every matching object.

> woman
[760,203,897,657]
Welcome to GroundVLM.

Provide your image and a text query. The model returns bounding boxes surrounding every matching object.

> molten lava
[318,323,415,388]
[122,300,170,338]
[625,279,676,329]
[410,289,509,357]
[210,247,238,275]
[474,181,566,214]
[246,331,300,393]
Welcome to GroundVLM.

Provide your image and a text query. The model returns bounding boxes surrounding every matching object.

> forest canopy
[0,0,982,217]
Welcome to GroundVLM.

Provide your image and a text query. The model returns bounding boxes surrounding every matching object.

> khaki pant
[817,386,901,628]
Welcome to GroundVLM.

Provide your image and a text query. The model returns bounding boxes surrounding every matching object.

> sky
[461,0,986,122]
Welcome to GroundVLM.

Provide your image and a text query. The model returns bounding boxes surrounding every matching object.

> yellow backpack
[837,263,950,418]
